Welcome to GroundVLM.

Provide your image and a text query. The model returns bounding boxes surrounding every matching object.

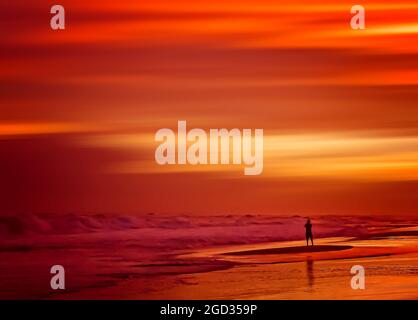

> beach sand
[0,214,417,299]
[87,235,417,300]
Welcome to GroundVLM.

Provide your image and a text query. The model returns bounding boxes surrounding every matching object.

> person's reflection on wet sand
[306,257,314,290]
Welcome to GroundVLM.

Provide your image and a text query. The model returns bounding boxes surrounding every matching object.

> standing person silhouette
[305,218,314,246]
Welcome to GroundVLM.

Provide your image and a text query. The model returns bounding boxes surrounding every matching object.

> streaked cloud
[1,0,418,214]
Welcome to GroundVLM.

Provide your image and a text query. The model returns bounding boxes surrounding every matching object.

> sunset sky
[1,0,418,215]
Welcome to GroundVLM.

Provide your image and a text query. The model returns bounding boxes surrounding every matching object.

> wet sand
[57,232,418,300]
[222,245,353,255]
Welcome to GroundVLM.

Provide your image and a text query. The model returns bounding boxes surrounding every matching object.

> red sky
[1,0,418,215]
